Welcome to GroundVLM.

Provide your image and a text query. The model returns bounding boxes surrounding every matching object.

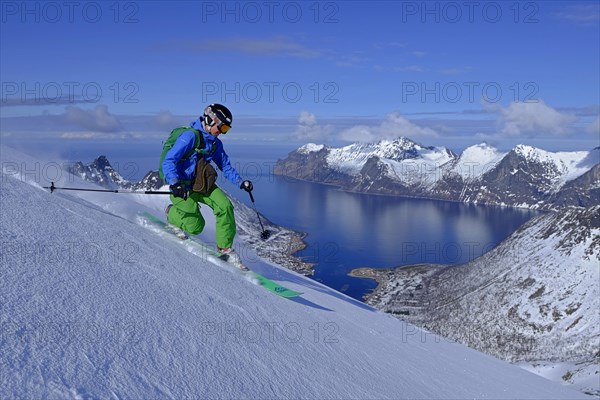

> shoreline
[272,172,562,213]
[349,263,448,305]
[259,229,315,276]
[226,193,315,276]
[237,205,315,276]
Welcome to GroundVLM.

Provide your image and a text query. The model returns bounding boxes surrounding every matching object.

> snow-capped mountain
[67,155,163,191]
[2,145,591,399]
[352,205,600,396]
[275,138,599,210]
[275,137,455,189]
[66,156,313,276]
[458,145,599,209]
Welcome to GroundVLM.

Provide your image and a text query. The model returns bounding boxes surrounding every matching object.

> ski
[139,212,303,299]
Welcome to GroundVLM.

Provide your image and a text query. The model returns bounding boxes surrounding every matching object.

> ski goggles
[218,123,231,134]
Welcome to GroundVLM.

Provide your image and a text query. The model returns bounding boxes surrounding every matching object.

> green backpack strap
[158,126,204,181]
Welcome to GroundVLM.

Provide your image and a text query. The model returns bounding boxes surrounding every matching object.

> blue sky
[1,0,599,155]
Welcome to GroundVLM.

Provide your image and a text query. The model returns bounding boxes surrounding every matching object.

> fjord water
[41,140,538,301]
[224,143,540,301]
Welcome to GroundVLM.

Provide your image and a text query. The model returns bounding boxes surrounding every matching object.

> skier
[160,103,253,265]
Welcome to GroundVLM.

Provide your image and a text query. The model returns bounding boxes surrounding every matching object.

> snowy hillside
[511,145,593,187]
[451,143,507,179]
[353,206,600,396]
[66,155,313,276]
[275,138,599,210]
[0,145,590,399]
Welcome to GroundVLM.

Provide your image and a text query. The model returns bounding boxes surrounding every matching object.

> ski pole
[44,182,171,195]
[245,189,272,240]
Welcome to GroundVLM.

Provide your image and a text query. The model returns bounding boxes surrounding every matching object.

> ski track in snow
[0,145,590,399]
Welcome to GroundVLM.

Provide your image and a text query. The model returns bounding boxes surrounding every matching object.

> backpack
[158,126,216,181]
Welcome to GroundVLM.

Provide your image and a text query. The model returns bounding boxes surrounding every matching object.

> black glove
[170,183,188,199]
[240,180,253,192]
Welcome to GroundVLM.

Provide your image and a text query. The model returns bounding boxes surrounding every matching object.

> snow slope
[452,143,507,179]
[0,146,590,399]
[354,206,600,396]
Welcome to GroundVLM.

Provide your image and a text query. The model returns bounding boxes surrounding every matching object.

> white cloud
[298,111,317,126]
[292,111,335,141]
[334,53,368,68]
[59,131,142,140]
[60,132,99,139]
[372,42,406,51]
[338,125,374,142]
[586,116,600,135]
[439,66,473,75]
[62,105,122,132]
[155,110,179,130]
[498,100,576,137]
[227,37,321,58]
[555,4,600,25]
[392,65,426,73]
[381,112,438,138]
[339,112,438,143]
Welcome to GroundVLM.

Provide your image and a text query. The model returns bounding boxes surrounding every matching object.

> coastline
[349,264,447,307]
[272,170,580,213]
[254,227,315,276]
[233,197,315,276]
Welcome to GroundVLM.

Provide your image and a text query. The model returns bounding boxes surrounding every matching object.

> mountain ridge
[275,138,600,210]
[68,156,163,191]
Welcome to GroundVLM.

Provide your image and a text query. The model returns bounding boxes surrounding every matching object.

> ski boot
[218,247,248,271]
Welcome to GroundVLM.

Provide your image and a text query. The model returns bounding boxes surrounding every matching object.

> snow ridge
[298,143,326,154]
[453,143,506,179]
[275,138,600,210]
[326,137,455,179]
[513,144,592,188]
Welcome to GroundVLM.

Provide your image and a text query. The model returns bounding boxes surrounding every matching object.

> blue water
[222,143,540,300]
[23,139,539,300]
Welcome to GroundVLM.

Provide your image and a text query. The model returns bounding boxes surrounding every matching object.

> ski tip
[277,291,304,299]
[249,272,303,298]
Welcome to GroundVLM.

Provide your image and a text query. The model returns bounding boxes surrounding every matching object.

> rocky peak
[66,156,163,191]
[91,155,113,170]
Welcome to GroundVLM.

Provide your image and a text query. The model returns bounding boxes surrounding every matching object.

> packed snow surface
[0,146,589,399]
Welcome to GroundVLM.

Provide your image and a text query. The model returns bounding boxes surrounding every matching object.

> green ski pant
[167,186,236,249]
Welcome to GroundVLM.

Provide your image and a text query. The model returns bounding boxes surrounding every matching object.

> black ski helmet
[203,103,233,129]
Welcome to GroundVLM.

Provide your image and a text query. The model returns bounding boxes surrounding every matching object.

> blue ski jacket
[162,117,242,187]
